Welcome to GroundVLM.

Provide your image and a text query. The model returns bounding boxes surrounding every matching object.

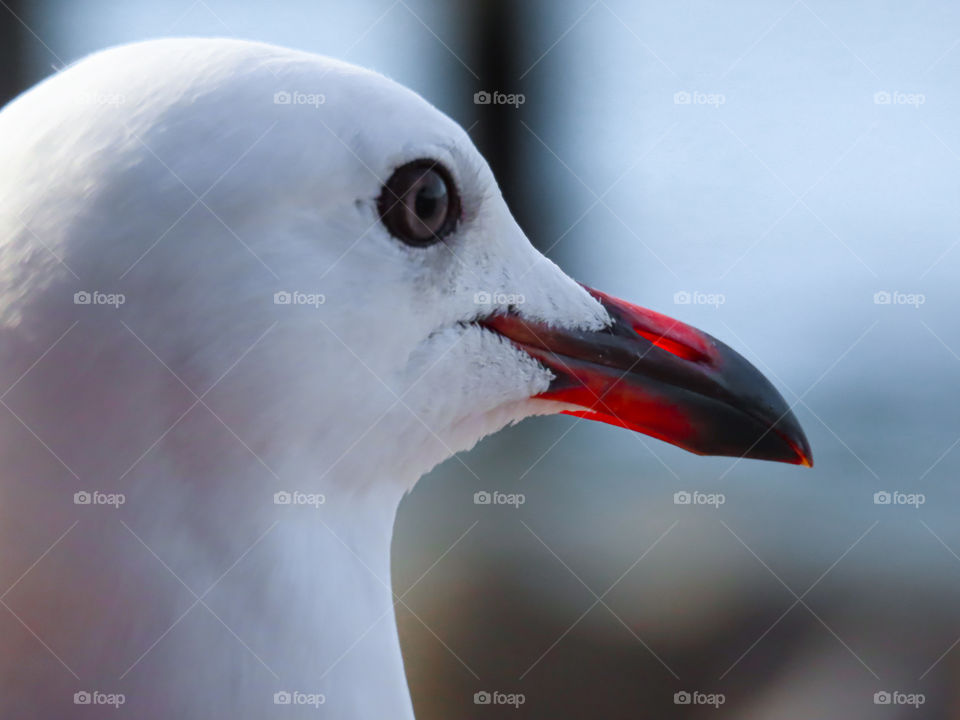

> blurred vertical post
[465,0,545,250]
[0,1,26,106]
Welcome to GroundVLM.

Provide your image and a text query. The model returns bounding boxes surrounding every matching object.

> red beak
[481,285,812,467]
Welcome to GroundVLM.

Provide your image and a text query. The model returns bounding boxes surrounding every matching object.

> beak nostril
[583,284,716,365]
[632,325,711,364]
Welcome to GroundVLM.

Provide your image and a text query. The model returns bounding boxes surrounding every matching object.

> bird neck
[246,485,416,720]
[1,430,417,718]
[0,320,429,718]
[158,472,418,719]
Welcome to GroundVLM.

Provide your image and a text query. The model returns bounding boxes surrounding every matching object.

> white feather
[0,38,608,718]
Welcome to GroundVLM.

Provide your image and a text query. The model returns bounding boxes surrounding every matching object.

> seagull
[0,38,811,719]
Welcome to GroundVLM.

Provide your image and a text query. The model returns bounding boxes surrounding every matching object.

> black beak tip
[772,413,814,468]
[706,335,813,468]
[738,401,813,468]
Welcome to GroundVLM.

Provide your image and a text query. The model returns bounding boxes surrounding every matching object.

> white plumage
[0,38,609,719]
[0,36,809,719]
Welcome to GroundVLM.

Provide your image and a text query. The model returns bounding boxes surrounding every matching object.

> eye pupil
[414,191,437,223]
[413,176,447,231]
[378,160,459,247]
[415,176,444,217]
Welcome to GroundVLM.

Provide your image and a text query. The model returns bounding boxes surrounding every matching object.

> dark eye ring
[377,159,460,247]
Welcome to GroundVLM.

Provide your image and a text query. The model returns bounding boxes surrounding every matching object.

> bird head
[1,38,810,490]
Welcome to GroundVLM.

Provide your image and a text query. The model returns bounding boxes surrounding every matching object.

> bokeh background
[3,1,960,717]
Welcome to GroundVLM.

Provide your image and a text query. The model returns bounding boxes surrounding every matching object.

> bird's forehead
[51,39,486,196]
[304,68,482,190]
[263,49,482,187]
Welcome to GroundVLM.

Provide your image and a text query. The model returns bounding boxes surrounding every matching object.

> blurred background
[3,0,959,717]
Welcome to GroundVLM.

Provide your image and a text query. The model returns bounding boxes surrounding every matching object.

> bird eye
[378,160,460,246]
